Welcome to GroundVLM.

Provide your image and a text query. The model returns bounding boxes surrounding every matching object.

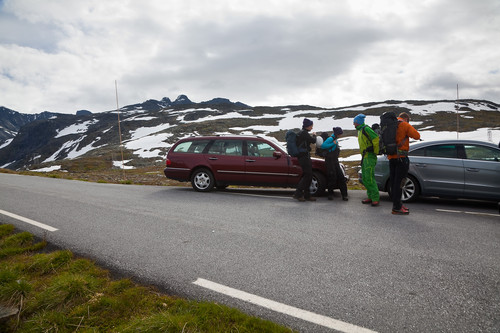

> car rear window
[172,140,210,153]
[464,145,500,161]
[207,140,243,155]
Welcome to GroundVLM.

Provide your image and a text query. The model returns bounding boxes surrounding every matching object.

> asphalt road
[1,173,499,332]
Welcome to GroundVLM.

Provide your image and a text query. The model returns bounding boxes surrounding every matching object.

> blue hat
[353,114,366,125]
[303,118,313,128]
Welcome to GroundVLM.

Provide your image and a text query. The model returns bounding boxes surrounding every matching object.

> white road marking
[0,209,58,232]
[464,211,500,217]
[436,209,462,213]
[193,278,377,333]
[436,208,499,217]
[229,192,291,199]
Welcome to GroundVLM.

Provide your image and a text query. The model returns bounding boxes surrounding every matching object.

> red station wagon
[164,135,348,196]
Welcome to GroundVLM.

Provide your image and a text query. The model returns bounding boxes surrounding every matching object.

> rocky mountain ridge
[0,96,498,171]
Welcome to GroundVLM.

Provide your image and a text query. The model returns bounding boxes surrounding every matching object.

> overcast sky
[1,0,499,114]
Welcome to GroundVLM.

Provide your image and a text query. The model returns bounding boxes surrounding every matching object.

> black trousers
[295,154,313,198]
[325,151,348,198]
[389,157,410,210]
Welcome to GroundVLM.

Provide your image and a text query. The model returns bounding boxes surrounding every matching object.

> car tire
[387,175,421,202]
[191,168,215,192]
[310,171,326,197]
[401,175,420,202]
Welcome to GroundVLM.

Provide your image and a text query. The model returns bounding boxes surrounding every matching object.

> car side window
[464,145,500,162]
[424,145,458,158]
[208,140,243,156]
[172,140,210,153]
[409,148,425,156]
[247,141,275,157]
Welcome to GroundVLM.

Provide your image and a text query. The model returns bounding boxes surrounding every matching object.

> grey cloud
[140,14,388,102]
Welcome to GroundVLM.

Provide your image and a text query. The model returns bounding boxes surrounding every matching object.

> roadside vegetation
[0,224,294,332]
[0,150,364,190]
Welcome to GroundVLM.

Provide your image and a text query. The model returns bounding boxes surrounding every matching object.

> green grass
[0,224,295,332]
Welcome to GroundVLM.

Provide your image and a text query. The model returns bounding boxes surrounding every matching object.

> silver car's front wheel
[388,175,421,202]
[401,175,420,202]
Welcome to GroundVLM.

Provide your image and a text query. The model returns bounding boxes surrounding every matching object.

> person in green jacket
[354,114,380,206]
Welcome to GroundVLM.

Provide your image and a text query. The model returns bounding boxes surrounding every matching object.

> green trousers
[362,153,380,201]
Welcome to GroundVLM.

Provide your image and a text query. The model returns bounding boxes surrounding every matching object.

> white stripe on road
[436,209,499,217]
[0,209,58,232]
[193,278,377,333]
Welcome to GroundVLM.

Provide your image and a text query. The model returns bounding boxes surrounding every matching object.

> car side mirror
[273,151,282,159]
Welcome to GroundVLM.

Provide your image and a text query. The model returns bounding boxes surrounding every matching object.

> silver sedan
[360,139,500,202]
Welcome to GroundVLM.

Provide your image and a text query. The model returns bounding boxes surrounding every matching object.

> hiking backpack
[379,111,400,155]
[370,123,384,154]
[285,130,306,157]
[314,132,330,157]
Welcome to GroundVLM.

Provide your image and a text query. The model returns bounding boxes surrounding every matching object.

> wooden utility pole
[456,84,459,139]
[115,80,126,181]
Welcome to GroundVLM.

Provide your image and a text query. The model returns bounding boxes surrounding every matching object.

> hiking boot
[293,194,305,202]
[371,201,380,207]
[342,196,349,201]
[362,198,372,204]
[392,207,409,215]
[305,197,317,202]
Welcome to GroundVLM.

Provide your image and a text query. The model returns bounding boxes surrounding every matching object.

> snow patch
[55,120,99,138]
[31,165,62,172]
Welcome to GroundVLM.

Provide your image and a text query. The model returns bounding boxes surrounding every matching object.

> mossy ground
[0,224,294,332]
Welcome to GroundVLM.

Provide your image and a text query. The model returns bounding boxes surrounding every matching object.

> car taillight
[166,159,171,167]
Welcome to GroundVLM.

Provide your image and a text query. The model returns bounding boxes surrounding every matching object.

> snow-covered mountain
[0,96,498,170]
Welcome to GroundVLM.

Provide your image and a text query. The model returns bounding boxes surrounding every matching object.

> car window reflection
[173,140,210,153]
[464,145,500,161]
[424,145,458,158]
[247,141,275,158]
[208,140,243,156]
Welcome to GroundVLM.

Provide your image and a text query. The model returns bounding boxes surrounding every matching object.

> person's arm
[321,136,335,150]
[306,132,317,144]
[407,124,420,140]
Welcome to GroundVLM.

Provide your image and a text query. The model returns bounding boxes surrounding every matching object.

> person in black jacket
[293,118,317,202]
[321,127,348,201]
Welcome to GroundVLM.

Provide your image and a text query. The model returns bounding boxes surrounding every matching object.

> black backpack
[285,130,308,157]
[379,111,400,155]
[315,132,330,157]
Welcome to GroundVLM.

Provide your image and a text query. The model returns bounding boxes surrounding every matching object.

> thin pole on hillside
[456,84,459,139]
[115,80,126,181]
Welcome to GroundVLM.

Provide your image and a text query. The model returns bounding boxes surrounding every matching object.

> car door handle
[414,163,427,167]
[245,159,256,162]
[466,168,479,172]
[208,157,218,160]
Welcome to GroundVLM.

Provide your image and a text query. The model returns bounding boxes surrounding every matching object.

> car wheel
[310,171,326,197]
[387,175,421,203]
[401,175,420,202]
[191,168,215,192]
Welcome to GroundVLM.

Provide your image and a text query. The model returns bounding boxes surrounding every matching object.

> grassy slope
[0,224,294,332]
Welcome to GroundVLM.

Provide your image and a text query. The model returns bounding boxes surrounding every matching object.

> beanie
[302,118,313,128]
[353,114,366,125]
[333,127,343,136]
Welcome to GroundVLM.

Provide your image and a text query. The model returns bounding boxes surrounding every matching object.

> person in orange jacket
[388,112,420,215]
